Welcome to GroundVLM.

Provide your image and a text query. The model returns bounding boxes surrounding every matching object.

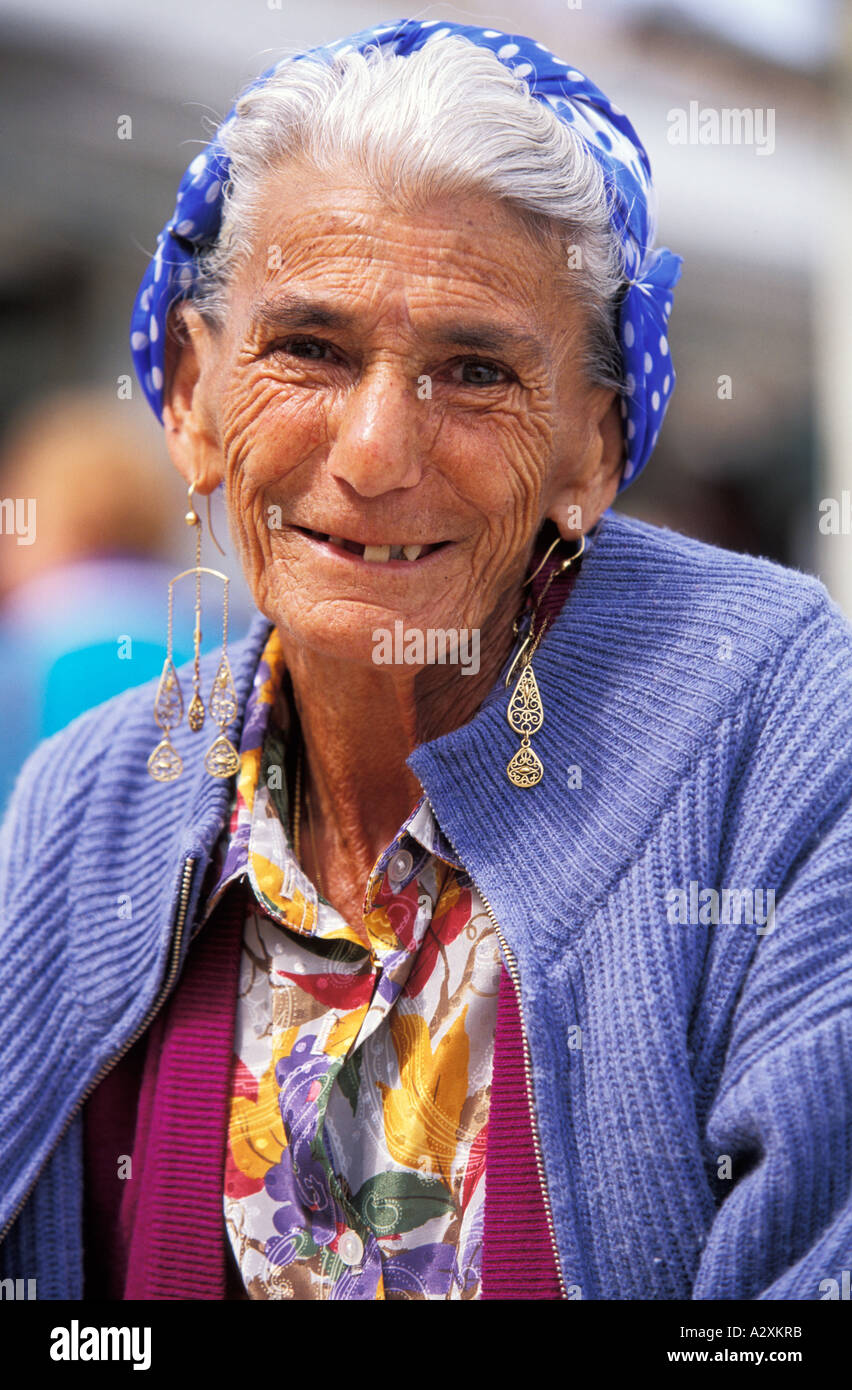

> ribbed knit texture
[3,511,852,1299]
[83,1017,148,1299]
[121,887,244,1298]
[482,967,562,1298]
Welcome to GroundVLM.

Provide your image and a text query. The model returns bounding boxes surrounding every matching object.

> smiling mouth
[292,525,449,563]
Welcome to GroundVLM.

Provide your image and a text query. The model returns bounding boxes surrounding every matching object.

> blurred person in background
[0,389,253,811]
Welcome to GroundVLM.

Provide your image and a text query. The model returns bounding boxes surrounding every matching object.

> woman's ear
[161,305,224,494]
[547,390,624,538]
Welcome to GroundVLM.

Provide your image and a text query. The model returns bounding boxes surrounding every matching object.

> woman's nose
[328,365,426,496]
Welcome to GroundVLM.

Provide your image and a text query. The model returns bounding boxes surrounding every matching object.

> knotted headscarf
[130,16,682,489]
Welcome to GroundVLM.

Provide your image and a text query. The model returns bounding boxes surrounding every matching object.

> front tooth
[363,544,391,563]
[389,545,403,560]
[402,544,422,561]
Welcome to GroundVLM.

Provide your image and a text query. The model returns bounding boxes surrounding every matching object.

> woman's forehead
[234,166,568,331]
[249,159,553,257]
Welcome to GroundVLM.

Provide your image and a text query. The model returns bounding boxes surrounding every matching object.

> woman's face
[165,157,623,666]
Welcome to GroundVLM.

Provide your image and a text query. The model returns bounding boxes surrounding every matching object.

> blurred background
[0,0,850,808]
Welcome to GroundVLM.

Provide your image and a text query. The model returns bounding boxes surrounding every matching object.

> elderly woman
[1,18,851,1304]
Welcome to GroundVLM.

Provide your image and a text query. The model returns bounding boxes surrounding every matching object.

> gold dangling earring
[147,481,239,782]
[505,533,585,789]
[186,483,206,733]
[204,573,240,779]
[147,569,185,783]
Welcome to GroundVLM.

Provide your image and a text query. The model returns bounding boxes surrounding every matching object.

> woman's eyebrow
[430,321,544,358]
[250,294,346,333]
[249,294,544,358]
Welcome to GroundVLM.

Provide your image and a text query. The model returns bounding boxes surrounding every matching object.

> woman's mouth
[292,525,449,564]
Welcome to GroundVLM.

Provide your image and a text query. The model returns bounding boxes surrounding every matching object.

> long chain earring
[505,533,585,789]
[147,482,240,782]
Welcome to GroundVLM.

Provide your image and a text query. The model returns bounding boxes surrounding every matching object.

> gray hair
[189,36,627,391]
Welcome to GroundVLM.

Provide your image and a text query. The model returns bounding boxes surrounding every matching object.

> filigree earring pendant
[505,532,585,789]
[506,660,545,787]
[147,482,239,782]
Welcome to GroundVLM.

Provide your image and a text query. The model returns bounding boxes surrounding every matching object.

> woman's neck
[274,596,519,925]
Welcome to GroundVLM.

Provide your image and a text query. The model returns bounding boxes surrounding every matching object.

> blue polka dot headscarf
[130,16,683,489]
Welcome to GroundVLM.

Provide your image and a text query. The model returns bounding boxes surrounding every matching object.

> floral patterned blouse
[200,628,502,1299]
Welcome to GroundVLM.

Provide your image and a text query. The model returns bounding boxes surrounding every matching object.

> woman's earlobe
[547,498,586,540]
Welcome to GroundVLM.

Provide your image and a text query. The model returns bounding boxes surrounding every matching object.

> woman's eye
[455,359,509,386]
[276,336,334,360]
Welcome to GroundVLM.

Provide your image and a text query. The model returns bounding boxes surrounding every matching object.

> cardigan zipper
[438,825,568,1298]
[0,855,197,1247]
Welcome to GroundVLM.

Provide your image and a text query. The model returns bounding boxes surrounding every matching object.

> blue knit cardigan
[2,511,852,1300]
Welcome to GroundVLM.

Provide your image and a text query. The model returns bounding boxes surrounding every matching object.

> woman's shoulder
[599,507,834,593]
[543,509,852,767]
[591,509,850,646]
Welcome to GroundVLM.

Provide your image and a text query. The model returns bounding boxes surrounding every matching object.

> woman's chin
[266,614,400,671]
[268,605,480,677]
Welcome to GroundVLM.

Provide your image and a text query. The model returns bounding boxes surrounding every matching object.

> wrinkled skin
[164,157,623,932]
